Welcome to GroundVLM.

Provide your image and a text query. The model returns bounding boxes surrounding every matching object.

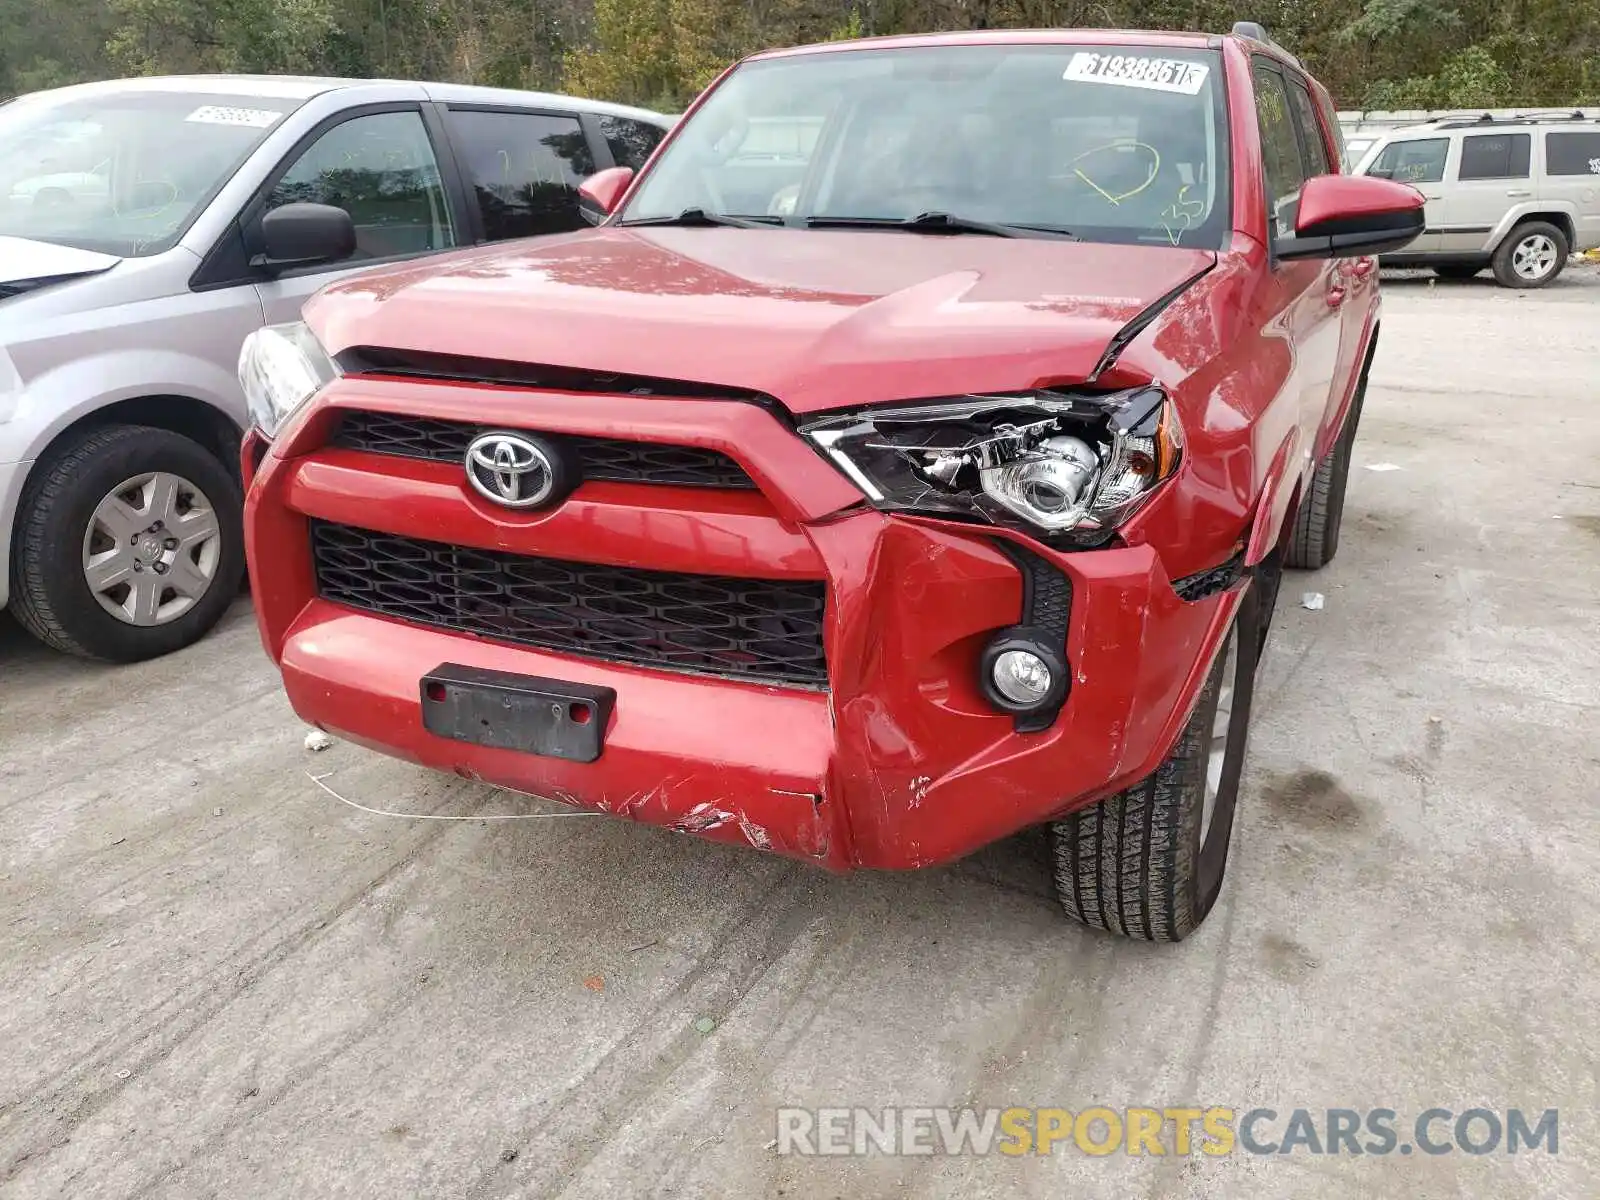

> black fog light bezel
[979,626,1071,733]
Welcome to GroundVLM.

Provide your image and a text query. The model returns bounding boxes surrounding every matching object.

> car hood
[0,236,121,292]
[307,228,1216,414]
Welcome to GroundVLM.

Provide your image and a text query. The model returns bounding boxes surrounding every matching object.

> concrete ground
[2,267,1597,1200]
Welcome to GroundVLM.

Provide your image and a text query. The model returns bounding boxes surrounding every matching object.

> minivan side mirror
[578,167,634,224]
[252,203,357,273]
[1275,175,1426,261]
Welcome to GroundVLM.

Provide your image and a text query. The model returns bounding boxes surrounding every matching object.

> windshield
[0,91,300,257]
[622,44,1230,248]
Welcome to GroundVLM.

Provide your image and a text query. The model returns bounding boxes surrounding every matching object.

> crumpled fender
[1244,428,1307,567]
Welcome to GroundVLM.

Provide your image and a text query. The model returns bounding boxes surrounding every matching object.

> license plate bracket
[420,664,615,763]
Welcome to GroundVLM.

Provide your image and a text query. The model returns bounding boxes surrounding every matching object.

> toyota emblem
[464,431,562,509]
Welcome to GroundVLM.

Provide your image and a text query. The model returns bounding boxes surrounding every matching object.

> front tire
[1492,222,1567,289]
[1284,374,1366,571]
[9,424,244,662]
[1050,584,1260,941]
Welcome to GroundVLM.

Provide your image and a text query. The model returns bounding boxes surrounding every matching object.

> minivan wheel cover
[1512,234,1558,281]
[80,472,222,627]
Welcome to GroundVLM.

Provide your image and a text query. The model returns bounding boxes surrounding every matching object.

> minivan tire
[1491,221,1568,289]
[1049,583,1260,941]
[9,424,245,662]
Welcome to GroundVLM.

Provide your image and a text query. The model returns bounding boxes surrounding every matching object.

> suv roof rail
[1230,20,1304,69]
[1429,110,1595,130]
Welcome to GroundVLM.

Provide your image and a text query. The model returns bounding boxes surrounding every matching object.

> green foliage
[1,0,1594,110]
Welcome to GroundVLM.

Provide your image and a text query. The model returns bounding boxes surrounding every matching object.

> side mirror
[1275,174,1426,261]
[253,202,356,273]
[578,167,634,225]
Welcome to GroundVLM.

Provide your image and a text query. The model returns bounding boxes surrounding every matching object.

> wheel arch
[1493,208,1576,250]
[3,395,241,611]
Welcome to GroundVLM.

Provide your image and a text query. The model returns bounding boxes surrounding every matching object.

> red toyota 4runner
[239,27,1423,940]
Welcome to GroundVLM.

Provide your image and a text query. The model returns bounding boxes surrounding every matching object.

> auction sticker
[185,105,285,128]
[1064,52,1209,95]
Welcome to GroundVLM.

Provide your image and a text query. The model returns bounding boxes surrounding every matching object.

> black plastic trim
[992,540,1073,732]
[1172,550,1247,602]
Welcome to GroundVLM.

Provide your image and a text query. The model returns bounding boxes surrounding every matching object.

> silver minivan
[0,75,670,661]
[1353,113,1600,287]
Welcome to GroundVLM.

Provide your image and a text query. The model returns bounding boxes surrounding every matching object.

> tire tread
[8,423,242,662]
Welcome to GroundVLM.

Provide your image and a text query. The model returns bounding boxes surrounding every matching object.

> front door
[251,108,459,326]
[1362,135,1451,254]
[1253,63,1343,457]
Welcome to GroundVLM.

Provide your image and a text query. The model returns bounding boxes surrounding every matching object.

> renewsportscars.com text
[775,1106,1559,1157]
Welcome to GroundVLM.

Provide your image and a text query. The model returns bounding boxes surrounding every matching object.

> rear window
[1545,131,1600,177]
[1458,133,1530,180]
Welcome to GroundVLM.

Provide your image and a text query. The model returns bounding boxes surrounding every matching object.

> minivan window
[265,110,455,260]
[1457,133,1531,181]
[1366,137,1448,184]
[1545,131,1600,176]
[597,115,667,173]
[0,91,299,257]
[622,44,1232,249]
[445,110,596,242]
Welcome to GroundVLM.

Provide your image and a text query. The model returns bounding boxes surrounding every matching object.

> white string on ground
[305,771,607,821]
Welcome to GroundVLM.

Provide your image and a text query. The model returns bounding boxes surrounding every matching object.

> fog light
[979,627,1070,729]
[992,650,1053,706]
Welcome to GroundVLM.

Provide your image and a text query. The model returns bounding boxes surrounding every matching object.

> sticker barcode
[185,105,285,128]
[1063,53,1210,96]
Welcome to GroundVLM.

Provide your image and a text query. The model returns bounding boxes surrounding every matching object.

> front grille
[310,522,829,688]
[332,410,755,490]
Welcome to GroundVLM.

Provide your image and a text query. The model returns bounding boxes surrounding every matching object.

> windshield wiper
[805,212,1079,240]
[619,208,784,229]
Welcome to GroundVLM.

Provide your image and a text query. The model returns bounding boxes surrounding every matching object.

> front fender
[1244,428,1306,567]
[7,349,247,449]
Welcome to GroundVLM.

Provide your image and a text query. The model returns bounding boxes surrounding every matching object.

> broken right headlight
[800,385,1183,544]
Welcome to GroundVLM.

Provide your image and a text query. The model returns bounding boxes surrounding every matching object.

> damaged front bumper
[246,381,1239,870]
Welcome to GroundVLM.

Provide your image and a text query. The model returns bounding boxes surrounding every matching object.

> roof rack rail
[1430,110,1595,130]
[1230,20,1303,69]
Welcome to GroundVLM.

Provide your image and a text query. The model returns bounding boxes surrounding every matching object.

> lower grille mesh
[310,521,829,688]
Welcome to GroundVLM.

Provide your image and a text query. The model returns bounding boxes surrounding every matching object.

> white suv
[1353,113,1600,287]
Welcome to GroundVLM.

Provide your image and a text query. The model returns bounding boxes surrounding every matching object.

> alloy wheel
[1512,234,1559,282]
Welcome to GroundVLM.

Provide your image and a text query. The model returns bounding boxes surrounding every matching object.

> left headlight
[237,321,339,439]
[800,386,1183,544]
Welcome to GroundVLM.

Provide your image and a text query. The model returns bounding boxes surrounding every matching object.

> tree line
[3,0,1596,114]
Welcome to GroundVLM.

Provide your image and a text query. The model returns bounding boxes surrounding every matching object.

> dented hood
[307,227,1214,414]
[0,236,121,290]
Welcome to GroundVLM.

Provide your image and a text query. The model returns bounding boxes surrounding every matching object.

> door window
[1457,133,1531,181]
[1365,138,1448,184]
[597,115,667,172]
[264,110,455,261]
[1287,82,1332,177]
[1545,131,1600,176]
[1253,66,1307,237]
[446,110,596,242]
